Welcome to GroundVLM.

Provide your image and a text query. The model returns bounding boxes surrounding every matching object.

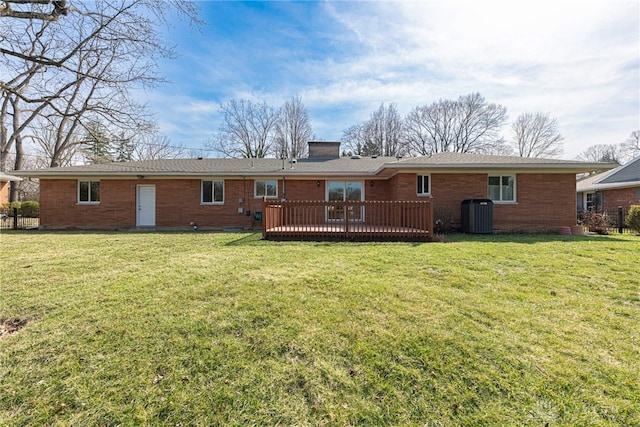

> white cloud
[144,1,638,158]
[299,1,640,156]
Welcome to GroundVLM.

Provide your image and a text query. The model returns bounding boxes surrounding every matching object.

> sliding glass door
[326,181,363,222]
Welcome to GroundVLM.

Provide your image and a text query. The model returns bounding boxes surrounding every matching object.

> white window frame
[201,180,224,204]
[585,192,595,211]
[488,175,516,203]
[78,180,100,204]
[416,174,431,196]
[254,180,278,198]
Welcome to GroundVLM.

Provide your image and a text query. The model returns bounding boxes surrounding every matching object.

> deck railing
[262,198,433,241]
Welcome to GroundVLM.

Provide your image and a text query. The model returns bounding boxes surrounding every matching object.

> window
[585,192,594,210]
[202,180,224,204]
[255,180,277,198]
[327,181,363,202]
[416,174,430,195]
[488,175,515,202]
[78,180,100,203]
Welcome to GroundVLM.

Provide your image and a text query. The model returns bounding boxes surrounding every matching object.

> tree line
[212,92,638,163]
[342,93,563,158]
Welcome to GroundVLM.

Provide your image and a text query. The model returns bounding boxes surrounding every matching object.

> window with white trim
[416,174,431,196]
[585,192,594,211]
[255,180,277,198]
[78,180,100,203]
[201,180,224,204]
[488,175,515,202]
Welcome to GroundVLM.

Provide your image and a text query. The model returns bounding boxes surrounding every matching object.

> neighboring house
[0,172,22,205]
[576,156,640,212]
[14,141,613,233]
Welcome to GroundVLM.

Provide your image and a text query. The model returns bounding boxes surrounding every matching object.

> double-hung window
[416,174,431,196]
[255,180,277,198]
[488,175,515,202]
[78,180,100,203]
[201,180,224,204]
[585,192,594,211]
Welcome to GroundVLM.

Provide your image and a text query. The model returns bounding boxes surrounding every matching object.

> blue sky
[143,1,640,159]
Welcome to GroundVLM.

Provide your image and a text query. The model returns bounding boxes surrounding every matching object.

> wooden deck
[261,199,433,241]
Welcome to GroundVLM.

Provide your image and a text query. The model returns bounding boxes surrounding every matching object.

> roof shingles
[13,153,615,178]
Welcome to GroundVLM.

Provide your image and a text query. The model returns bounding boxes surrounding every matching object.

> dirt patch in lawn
[0,317,28,338]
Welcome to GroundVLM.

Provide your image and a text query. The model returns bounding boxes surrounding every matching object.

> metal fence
[577,206,632,234]
[0,207,40,230]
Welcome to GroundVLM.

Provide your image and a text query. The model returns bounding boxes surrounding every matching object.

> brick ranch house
[15,142,613,235]
[576,156,640,213]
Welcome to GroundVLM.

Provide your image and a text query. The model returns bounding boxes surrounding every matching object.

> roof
[576,156,640,192]
[12,152,616,179]
[392,152,611,170]
[0,172,22,182]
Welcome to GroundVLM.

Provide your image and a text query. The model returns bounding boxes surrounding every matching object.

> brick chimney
[307,141,340,159]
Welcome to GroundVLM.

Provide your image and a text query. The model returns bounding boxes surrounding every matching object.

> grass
[0,231,638,426]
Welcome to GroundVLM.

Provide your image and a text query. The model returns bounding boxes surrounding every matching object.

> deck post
[426,197,433,239]
[262,196,267,238]
[344,198,350,237]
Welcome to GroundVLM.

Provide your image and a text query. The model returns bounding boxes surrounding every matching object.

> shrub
[433,207,455,233]
[3,201,22,210]
[20,201,39,218]
[626,205,640,234]
[580,210,610,234]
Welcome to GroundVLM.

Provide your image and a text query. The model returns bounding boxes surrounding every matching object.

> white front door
[137,185,156,227]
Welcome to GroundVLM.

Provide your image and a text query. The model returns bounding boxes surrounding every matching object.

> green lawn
[1,232,638,426]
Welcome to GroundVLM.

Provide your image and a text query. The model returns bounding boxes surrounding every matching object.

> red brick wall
[492,174,576,232]
[282,179,325,201]
[394,172,576,232]
[430,173,486,227]
[40,179,138,229]
[38,173,579,232]
[39,178,332,229]
[602,187,640,210]
[0,181,8,205]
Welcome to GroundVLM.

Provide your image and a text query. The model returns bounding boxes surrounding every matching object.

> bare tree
[511,112,563,158]
[341,123,365,156]
[621,130,640,161]
[132,134,187,161]
[210,99,280,158]
[0,1,70,22]
[577,144,622,164]
[342,103,403,156]
[274,96,312,159]
[481,144,515,156]
[403,93,508,156]
[0,0,200,200]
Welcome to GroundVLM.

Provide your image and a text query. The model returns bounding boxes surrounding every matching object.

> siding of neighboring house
[599,187,640,210]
